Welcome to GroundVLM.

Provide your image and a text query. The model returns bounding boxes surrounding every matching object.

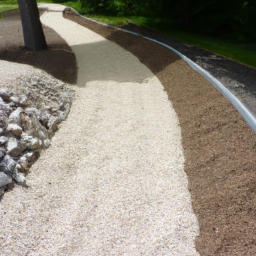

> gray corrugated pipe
[65,7,256,134]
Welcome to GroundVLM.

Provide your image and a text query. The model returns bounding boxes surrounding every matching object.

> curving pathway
[0,4,200,255]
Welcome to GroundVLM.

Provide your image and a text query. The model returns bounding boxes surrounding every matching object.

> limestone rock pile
[0,70,75,197]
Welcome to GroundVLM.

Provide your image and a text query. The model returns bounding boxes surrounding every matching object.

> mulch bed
[0,9,77,85]
[63,9,256,255]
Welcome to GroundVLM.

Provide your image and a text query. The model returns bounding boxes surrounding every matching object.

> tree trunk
[17,0,47,51]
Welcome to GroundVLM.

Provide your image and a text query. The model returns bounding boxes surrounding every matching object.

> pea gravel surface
[0,4,200,255]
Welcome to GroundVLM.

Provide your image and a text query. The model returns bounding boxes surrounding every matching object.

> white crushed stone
[0,59,42,90]
[0,4,200,255]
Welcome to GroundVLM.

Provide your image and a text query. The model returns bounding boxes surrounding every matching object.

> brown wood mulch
[0,9,77,85]
[63,9,256,256]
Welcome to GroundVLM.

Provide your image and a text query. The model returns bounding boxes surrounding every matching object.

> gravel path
[0,4,200,255]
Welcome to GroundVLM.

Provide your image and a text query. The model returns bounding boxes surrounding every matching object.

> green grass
[0,6,17,18]
[0,0,18,6]
[133,17,256,69]
[0,0,54,18]
[0,6,16,11]
[81,14,256,69]
[83,13,128,26]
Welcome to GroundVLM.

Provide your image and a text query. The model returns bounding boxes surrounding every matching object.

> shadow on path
[0,9,77,85]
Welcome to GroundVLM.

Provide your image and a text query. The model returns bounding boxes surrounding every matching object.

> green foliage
[184,0,256,43]
[84,13,128,25]
[0,6,17,12]
[70,0,256,43]
[0,0,18,6]
[78,0,161,16]
[65,1,87,14]
[0,6,18,19]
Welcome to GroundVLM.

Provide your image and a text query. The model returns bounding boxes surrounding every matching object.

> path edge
[62,6,256,134]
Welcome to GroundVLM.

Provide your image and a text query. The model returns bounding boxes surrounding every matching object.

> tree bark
[17,0,47,51]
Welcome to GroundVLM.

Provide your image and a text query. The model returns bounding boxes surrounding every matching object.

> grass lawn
[0,0,18,6]
[83,13,128,26]
[0,0,52,18]
[0,7,14,12]
[0,6,17,18]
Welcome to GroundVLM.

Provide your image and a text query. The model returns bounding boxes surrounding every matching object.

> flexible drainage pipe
[64,7,256,134]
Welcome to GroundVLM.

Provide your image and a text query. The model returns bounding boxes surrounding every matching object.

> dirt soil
[63,9,256,256]
[0,9,77,85]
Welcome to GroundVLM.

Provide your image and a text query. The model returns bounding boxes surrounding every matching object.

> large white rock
[0,89,11,101]
[0,114,8,129]
[0,147,5,160]
[10,95,29,107]
[16,152,35,172]
[6,137,26,157]
[0,155,16,171]
[47,115,60,131]
[11,172,25,183]
[9,107,24,125]
[37,127,48,140]
[6,123,23,136]
[43,139,51,148]
[0,136,8,145]
[0,172,12,187]
[21,134,40,150]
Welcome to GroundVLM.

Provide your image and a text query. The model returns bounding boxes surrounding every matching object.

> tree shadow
[63,8,180,86]
[1,7,180,88]
[0,8,77,85]
[106,29,180,78]
[72,39,154,86]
